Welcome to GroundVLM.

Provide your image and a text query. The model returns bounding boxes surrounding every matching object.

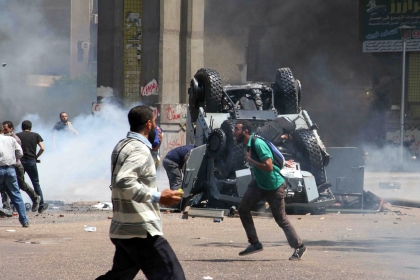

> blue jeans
[0,166,28,225]
[20,159,44,208]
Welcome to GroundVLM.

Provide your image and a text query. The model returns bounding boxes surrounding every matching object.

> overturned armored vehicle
[181,68,336,213]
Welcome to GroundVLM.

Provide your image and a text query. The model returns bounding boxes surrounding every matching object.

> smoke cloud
[13,102,127,203]
[204,0,393,147]
[0,0,96,123]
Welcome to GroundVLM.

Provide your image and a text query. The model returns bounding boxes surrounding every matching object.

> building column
[159,0,181,104]
[182,0,204,104]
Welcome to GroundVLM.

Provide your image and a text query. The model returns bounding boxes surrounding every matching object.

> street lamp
[397,25,414,164]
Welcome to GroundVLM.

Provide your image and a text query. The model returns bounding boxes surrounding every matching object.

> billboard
[361,0,420,52]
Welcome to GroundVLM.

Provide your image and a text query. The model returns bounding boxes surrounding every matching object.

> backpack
[250,135,285,169]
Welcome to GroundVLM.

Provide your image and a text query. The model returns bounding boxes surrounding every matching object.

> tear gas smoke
[15,102,130,203]
[363,143,420,202]
[0,0,95,122]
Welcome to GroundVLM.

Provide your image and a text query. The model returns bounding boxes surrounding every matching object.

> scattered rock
[320,217,325,220]
[59,214,64,217]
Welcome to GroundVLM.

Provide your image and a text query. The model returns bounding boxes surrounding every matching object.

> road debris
[90,202,113,211]
[84,225,97,232]
[6,229,16,232]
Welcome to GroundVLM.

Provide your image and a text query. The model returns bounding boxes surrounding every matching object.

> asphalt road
[0,205,419,280]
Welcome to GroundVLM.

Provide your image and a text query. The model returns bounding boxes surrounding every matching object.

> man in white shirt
[0,134,29,227]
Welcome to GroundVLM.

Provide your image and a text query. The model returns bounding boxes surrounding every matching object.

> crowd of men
[1,107,305,279]
[0,112,78,226]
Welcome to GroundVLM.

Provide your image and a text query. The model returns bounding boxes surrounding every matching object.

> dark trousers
[96,234,186,280]
[162,158,182,190]
[20,159,44,207]
[1,164,38,209]
[238,180,302,249]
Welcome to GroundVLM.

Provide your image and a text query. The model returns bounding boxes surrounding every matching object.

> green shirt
[247,134,284,190]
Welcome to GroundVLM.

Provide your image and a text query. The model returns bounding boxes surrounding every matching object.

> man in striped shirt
[96,106,185,280]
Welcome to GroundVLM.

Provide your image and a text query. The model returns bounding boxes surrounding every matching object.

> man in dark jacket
[162,145,194,191]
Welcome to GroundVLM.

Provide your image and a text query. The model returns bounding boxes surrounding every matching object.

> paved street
[0,204,419,280]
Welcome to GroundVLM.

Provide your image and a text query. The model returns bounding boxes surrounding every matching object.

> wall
[97,0,124,102]
[159,104,188,160]
[70,0,91,78]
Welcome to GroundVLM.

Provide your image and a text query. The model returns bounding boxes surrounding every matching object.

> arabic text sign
[361,0,420,52]
[363,39,420,52]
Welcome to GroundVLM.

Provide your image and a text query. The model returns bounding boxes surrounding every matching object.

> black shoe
[239,242,263,256]
[0,208,13,218]
[32,196,40,212]
[289,245,307,261]
[22,222,30,228]
[38,203,49,214]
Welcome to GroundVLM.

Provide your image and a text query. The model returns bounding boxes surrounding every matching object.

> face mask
[3,132,12,136]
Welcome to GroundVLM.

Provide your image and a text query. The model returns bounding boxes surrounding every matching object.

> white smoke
[16,102,129,203]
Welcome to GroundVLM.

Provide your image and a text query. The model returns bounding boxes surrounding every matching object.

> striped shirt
[109,131,162,239]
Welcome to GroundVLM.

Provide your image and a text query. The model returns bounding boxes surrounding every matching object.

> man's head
[59,112,68,124]
[233,120,253,144]
[21,120,32,131]
[2,121,14,135]
[128,105,156,135]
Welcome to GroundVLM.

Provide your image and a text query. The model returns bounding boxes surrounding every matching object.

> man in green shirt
[233,119,306,261]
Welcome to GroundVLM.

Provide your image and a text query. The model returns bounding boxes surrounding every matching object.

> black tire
[216,120,245,178]
[273,68,299,114]
[292,128,326,186]
[188,87,199,122]
[195,68,223,112]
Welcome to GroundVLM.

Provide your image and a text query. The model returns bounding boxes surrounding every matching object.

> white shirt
[0,134,23,166]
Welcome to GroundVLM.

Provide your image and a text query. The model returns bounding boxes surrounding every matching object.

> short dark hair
[128,105,153,132]
[21,120,32,131]
[2,121,14,129]
[235,119,253,134]
[60,112,67,117]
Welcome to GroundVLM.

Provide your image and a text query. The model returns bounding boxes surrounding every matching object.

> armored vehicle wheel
[207,128,227,159]
[188,87,199,122]
[216,120,245,178]
[292,128,327,186]
[188,68,222,121]
[273,68,299,114]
